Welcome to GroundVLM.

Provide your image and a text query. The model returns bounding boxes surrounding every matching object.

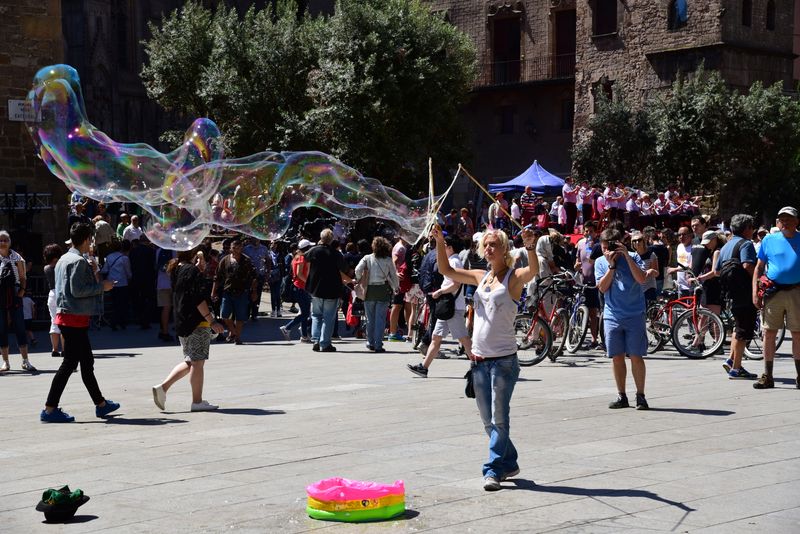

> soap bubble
[26,65,433,249]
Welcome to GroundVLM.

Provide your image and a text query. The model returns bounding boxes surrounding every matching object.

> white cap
[472,232,483,243]
[298,239,313,250]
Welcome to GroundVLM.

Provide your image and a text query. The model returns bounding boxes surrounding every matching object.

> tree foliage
[141,0,475,190]
[572,68,800,220]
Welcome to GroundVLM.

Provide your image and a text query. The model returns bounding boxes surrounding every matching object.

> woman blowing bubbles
[430,224,539,491]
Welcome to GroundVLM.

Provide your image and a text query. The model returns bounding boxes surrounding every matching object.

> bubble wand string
[458,164,524,231]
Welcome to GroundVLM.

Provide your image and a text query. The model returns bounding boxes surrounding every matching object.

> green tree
[141,1,319,155]
[571,91,654,185]
[300,0,475,189]
[140,0,476,191]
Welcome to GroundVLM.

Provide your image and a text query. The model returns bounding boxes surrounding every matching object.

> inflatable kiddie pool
[306,478,405,522]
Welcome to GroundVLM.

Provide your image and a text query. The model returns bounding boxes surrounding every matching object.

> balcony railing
[475,54,576,88]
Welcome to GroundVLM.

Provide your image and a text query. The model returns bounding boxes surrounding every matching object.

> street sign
[7,99,36,122]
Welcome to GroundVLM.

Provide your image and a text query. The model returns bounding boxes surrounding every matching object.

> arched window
[766,0,776,31]
[742,0,752,27]
[668,0,688,30]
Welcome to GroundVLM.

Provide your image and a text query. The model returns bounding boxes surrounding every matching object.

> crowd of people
[4,190,798,492]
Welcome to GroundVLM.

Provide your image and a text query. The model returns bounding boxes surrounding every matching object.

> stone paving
[1,311,799,533]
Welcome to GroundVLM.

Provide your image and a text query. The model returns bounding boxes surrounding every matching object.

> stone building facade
[0,0,67,262]
[425,0,796,188]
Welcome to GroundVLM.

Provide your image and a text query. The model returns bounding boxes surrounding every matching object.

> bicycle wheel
[515,314,552,367]
[565,305,589,354]
[548,308,569,361]
[645,303,667,354]
[671,308,726,359]
[745,314,787,360]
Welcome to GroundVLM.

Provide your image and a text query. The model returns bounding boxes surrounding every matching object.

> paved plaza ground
[1,307,799,533]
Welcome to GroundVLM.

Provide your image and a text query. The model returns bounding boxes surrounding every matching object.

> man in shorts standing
[751,206,800,389]
[212,238,258,345]
[595,229,658,409]
[388,237,409,341]
[717,214,758,380]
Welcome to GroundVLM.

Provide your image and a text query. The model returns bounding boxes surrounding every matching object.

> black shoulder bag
[433,284,462,321]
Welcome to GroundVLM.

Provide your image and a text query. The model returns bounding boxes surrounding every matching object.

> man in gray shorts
[408,236,472,377]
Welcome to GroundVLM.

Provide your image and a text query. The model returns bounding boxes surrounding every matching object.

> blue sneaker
[722,358,733,373]
[729,368,757,380]
[387,333,405,342]
[40,408,75,423]
[96,400,120,418]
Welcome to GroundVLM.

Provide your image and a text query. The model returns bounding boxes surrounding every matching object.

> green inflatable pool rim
[307,502,406,522]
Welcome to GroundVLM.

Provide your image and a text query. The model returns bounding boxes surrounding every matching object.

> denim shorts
[220,292,249,321]
[603,315,647,357]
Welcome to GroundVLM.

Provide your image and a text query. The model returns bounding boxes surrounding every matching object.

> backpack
[0,258,17,308]
[418,250,444,294]
[719,239,750,303]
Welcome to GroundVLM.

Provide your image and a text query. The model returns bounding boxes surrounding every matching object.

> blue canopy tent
[487,160,565,196]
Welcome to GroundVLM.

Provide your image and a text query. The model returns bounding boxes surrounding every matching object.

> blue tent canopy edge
[488,160,565,195]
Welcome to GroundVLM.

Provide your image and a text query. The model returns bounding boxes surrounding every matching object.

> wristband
[608,265,616,270]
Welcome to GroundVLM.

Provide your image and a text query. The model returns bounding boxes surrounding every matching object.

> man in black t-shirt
[304,228,352,352]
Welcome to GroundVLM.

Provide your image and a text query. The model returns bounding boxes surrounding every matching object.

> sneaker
[729,368,758,380]
[331,335,341,340]
[288,306,298,313]
[483,476,501,491]
[722,358,733,373]
[407,363,428,377]
[21,360,38,374]
[276,311,282,318]
[608,394,629,409]
[320,345,337,353]
[312,343,320,352]
[0,361,9,373]
[234,338,243,345]
[366,344,375,351]
[152,385,166,410]
[501,468,520,481]
[417,344,428,356]
[300,336,312,343]
[51,351,61,358]
[96,400,120,418]
[40,408,74,423]
[436,351,450,360]
[387,333,404,342]
[753,374,775,389]
[279,325,291,341]
[374,348,386,353]
[191,400,219,412]
[635,393,649,410]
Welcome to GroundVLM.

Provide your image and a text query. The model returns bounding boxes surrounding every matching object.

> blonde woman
[431,225,539,491]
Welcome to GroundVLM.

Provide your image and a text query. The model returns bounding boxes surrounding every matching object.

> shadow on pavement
[94,352,140,358]
[43,514,99,524]
[216,408,286,416]
[512,481,696,511]
[647,408,734,416]
[78,416,188,425]
[400,509,420,520]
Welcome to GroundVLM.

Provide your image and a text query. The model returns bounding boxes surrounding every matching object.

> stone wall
[0,0,69,259]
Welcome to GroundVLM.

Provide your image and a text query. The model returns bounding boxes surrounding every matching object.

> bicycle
[513,273,572,366]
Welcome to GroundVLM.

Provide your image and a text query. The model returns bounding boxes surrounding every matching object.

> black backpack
[719,239,749,301]
[418,249,443,294]
[0,259,17,308]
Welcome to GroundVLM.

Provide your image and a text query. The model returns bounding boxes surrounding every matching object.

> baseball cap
[700,231,718,245]
[472,232,483,243]
[298,239,313,250]
[777,206,798,218]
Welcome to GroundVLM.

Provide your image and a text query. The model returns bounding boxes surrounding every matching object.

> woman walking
[43,243,64,357]
[152,248,224,412]
[430,224,539,491]
[355,237,399,353]
[0,230,37,374]
[279,239,313,342]
[41,223,119,422]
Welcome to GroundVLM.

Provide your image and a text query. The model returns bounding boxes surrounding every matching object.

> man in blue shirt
[715,214,758,380]
[595,229,658,410]
[751,206,800,389]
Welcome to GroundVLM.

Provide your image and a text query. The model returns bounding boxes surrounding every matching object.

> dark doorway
[492,17,521,84]
[554,10,576,77]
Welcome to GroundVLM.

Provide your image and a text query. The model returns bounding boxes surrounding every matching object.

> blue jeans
[284,289,311,337]
[311,297,339,348]
[364,299,389,350]
[473,355,520,479]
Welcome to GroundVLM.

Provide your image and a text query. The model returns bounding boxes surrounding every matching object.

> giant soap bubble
[26,65,435,249]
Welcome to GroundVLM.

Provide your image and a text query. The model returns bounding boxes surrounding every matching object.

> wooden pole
[458,164,524,231]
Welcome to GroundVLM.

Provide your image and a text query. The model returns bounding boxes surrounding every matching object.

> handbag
[365,283,393,302]
[433,285,462,321]
[464,364,475,398]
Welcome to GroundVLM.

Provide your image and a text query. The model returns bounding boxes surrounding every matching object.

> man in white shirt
[562,176,579,234]
[668,226,693,296]
[122,215,144,242]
